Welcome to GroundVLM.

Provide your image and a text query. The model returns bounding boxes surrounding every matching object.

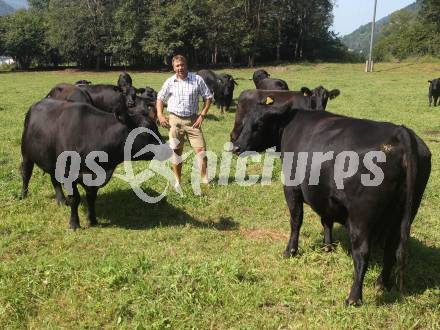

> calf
[20,99,169,229]
[252,69,289,90]
[428,78,440,106]
[234,104,431,305]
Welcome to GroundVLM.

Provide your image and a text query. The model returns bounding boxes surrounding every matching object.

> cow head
[252,69,270,85]
[302,86,340,111]
[117,72,133,88]
[234,104,295,154]
[117,85,138,108]
[218,74,238,99]
[125,101,170,161]
[140,86,158,102]
[429,79,440,91]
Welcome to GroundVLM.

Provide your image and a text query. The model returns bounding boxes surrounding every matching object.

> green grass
[1,63,439,328]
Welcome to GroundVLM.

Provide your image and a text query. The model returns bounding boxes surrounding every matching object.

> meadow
[0,62,439,329]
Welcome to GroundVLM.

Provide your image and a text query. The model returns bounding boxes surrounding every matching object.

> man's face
[173,60,187,78]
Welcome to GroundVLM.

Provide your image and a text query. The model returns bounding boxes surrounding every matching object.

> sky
[332,0,416,36]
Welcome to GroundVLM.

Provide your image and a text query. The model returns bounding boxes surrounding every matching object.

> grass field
[1,62,439,328]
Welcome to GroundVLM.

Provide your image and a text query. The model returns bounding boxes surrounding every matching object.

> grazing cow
[428,78,440,107]
[252,69,289,90]
[230,86,340,144]
[197,69,238,113]
[46,83,93,104]
[234,104,431,305]
[75,80,92,85]
[20,98,169,229]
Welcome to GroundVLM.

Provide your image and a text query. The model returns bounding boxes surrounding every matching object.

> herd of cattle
[20,69,433,306]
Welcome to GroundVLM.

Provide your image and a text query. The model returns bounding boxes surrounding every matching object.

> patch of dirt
[241,228,288,241]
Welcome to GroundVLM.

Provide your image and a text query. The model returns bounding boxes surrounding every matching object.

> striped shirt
[157,72,213,117]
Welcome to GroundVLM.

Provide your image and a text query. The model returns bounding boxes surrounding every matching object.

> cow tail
[396,126,418,292]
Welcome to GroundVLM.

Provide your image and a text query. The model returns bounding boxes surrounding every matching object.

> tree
[0,9,45,69]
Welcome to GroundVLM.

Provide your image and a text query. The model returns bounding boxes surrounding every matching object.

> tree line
[0,0,353,70]
[374,0,440,61]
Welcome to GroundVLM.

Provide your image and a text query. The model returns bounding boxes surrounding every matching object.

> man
[157,55,213,189]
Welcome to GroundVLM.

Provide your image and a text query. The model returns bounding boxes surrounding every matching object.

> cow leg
[321,217,334,252]
[283,186,303,258]
[20,158,34,199]
[220,105,224,115]
[50,174,66,206]
[84,186,98,226]
[66,184,81,230]
[346,222,371,306]
[434,96,438,107]
[376,228,400,291]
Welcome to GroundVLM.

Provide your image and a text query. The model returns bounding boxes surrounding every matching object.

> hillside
[0,0,14,16]
[3,0,27,9]
[342,2,418,55]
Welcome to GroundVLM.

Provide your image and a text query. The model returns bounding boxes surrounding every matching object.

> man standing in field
[157,55,213,189]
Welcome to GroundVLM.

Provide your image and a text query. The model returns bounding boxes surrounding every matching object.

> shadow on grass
[93,187,239,231]
[312,224,440,304]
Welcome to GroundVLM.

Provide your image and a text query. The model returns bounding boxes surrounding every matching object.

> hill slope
[0,0,14,16]
[342,2,418,55]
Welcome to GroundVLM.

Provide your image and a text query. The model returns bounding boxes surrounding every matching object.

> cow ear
[428,80,432,83]
[329,89,340,99]
[301,87,312,97]
[217,78,223,84]
[259,96,274,105]
[136,88,146,94]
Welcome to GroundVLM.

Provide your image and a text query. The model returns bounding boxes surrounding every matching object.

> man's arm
[192,97,212,129]
[156,98,170,128]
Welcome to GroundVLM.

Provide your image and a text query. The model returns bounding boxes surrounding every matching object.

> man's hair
[172,55,187,65]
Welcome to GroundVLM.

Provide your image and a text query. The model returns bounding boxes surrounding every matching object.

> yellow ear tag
[303,92,308,96]
[265,96,274,105]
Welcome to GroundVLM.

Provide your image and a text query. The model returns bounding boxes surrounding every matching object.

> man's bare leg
[172,148,183,185]
[194,147,208,183]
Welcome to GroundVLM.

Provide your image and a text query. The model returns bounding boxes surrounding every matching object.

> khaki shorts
[168,113,206,151]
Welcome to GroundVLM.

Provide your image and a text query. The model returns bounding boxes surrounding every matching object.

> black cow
[75,80,92,85]
[234,104,431,305]
[197,69,237,113]
[252,69,289,90]
[230,86,340,144]
[20,98,169,229]
[428,78,440,107]
[46,83,93,104]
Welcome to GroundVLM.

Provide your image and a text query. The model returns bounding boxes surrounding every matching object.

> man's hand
[192,115,204,128]
[158,114,170,128]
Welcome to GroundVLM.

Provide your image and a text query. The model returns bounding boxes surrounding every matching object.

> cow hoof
[283,249,297,258]
[344,298,362,307]
[69,223,81,231]
[375,277,391,291]
[321,244,335,253]
[88,220,98,227]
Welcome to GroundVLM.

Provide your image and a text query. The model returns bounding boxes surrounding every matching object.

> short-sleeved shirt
[157,72,213,117]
